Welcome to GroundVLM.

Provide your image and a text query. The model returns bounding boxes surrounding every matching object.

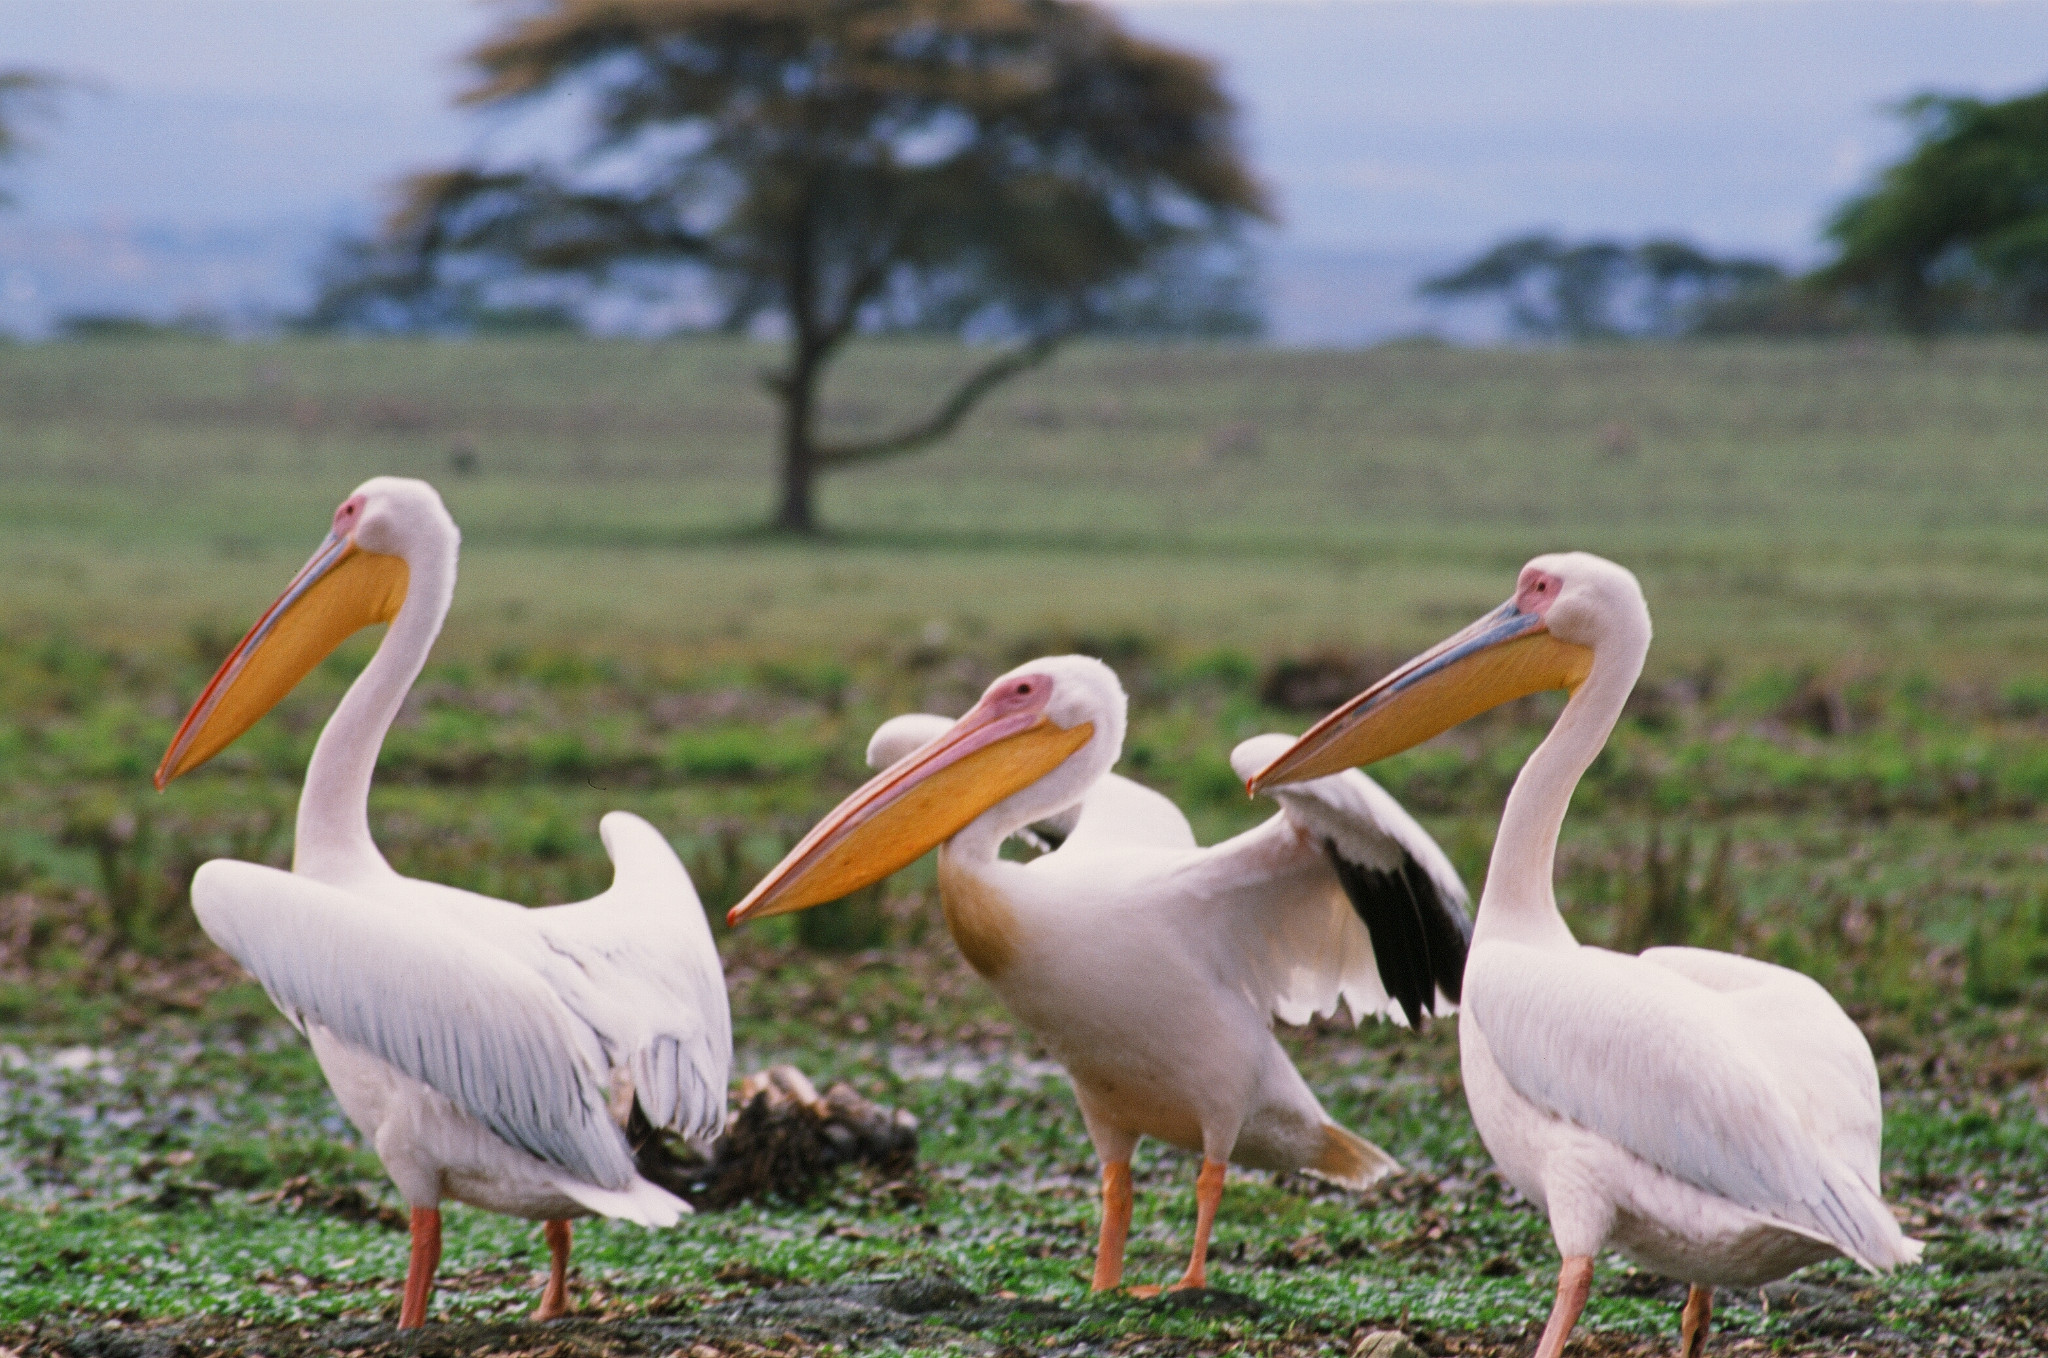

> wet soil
[14,1272,2044,1358]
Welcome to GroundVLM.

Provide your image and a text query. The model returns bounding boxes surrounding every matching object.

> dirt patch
[11,1275,2025,1358]
[12,1275,1071,1358]
[644,1064,921,1211]
[1941,1266,2048,1323]
[252,1174,409,1232]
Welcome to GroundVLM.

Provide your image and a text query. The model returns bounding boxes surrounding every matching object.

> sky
[3,0,2047,341]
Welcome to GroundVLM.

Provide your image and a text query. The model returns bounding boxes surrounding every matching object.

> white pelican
[154,478,730,1328]
[727,656,1470,1293]
[1250,553,1920,1358]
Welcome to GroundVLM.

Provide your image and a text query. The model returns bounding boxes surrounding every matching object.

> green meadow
[7,336,2047,664]
[2,337,2047,1355]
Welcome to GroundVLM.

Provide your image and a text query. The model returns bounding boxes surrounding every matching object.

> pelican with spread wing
[728,656,1470,1294]
[156,478,730,1328]
[1251,553,1920,1358]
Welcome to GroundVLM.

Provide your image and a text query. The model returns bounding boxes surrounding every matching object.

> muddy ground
[14,1268,2048,1358]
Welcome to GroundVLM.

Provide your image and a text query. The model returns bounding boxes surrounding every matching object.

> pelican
[155,478,730,1328]
[1250,553,1920,1358]
[728,655,1470,1293]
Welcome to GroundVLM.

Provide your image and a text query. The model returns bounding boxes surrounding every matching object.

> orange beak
[155,531,408,788]
[728,696,1094,926]
[1249,598,1592,792]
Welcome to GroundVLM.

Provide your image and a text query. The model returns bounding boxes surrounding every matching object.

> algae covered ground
[2,337,2047,1355]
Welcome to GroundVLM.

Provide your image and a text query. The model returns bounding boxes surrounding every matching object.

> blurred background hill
[6,0,2048,343]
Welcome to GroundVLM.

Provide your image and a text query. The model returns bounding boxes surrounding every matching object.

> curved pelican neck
[292,541,456,885]
[933,768,1098,981]
[946,787,1071,867]
[940,733,1113,868]
[1475,630,1646,950]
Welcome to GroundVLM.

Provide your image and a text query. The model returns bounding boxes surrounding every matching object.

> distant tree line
[1420,235,1784,341]
[1429,84,2048,339]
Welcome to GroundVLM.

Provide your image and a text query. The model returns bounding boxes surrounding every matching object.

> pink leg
[535,1219,572,1320]
[1091,1162,1134,1292]
[399,1207,442,1330]
[1168,1159,1227,1292]
[1680,1283,1712,1358]
[1533,1255,1593,1358]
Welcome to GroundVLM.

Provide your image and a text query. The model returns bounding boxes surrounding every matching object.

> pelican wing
[1639,946,1884,1186]
[1469,941,1917,1272]
[1169,734,1471,1030]
[191,857,637,1190]
[1057,771,1199,853]
[525,812,733,1151]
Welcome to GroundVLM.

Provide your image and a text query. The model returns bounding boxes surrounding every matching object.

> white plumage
[158,478,730,1327]
[192,813,728,1216]
[1252,552,1917,1358]
[736,656,1471,1293]
[1466,943,1902,1282]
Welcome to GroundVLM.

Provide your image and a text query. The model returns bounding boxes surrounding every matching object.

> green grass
[4,974,2046,1351]
[3,337,2048,1353]
[4,336,2048,668]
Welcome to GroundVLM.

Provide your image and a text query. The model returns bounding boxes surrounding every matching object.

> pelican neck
[1473,630,1646,950]
[292,542,455,885]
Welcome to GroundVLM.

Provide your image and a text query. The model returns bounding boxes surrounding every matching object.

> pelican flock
[1252,553,1921,1357]
[154,478,731,1327]
[728,655,1472,1293]
[129,468,1932,1352]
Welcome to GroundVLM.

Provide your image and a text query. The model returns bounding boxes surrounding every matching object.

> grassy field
[5,336,2048,666]
[2,336,2047,1355]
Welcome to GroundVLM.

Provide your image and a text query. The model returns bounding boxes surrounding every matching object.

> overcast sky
[3,1,2047,337]
[8,0,2048,252]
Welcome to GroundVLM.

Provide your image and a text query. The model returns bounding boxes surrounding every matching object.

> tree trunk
[774,349,820,534]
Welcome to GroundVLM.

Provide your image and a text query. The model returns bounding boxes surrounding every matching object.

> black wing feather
[1324,841,1473,1027]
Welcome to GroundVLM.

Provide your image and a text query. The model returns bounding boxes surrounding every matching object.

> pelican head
[1250,552,1645,791]
[728,655,1124,925]
[154,477,457,789]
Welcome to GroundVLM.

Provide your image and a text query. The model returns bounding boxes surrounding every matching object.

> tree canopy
[1420,233,1782,341]
[344,0,1268,531]
[1819,89,2048,332]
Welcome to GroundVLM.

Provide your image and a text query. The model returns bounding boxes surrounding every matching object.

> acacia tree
[383,0,1267,532]
[1421,235,1632,340]
[1420,234,1782,341]
[1818,89,2048,332]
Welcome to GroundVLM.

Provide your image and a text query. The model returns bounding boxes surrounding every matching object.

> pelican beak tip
[1247,757,1302,793]
[727,881,780,927]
